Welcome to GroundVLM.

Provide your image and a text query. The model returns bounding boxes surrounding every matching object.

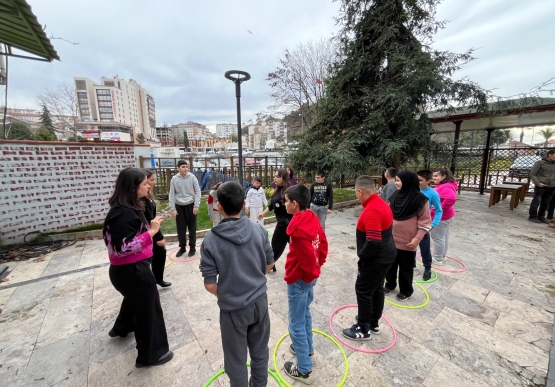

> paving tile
[423,356,490,387]
[91,282,122,321]
[0,334,37,387]
[89,313,137,365]
[78,252,108,269]
[2,257,52,285]
[494,312,552,353]
[449,280,490,303]
[485,291,554,325]
[52,270,94,299]
[22,333,90,387]
[41,251,81,277]
[439,290,500,326]
[3,277,57,311]
[35,291,92,349]
[0,287,16,309]
[159,291,196,352]
[88,348,152,387]
[0,298,50,350]
[423,326,529,386]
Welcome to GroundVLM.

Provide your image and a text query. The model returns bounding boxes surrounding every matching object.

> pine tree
[39,105,56,138]
[290,0,488,176]
[136,133,146,144]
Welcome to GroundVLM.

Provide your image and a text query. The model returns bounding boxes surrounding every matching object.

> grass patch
[333,188,356,203]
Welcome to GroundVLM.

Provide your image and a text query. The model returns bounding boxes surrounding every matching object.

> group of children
[200,170,331,386]
[198,166,456,386]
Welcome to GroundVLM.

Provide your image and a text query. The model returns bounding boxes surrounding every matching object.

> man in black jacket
[529,150,555,223]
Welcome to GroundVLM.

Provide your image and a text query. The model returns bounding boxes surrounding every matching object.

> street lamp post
[225,70,251,184]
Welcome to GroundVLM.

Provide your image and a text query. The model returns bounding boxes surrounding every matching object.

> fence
[139,156,287,199]
[400,146,549,193]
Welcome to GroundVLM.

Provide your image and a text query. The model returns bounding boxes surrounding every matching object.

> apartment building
[216,123,236,138]
[73,75,156,143]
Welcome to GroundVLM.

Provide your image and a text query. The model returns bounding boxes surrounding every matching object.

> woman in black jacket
[259,168,292,272]
[143,169,171,287]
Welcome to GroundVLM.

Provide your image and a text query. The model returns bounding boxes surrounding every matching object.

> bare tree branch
[48,34,79,45]
[37,83,80,139]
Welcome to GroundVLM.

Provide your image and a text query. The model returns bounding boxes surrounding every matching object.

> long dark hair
[434,167,455,183]
[284,164,295,178]
[275,168,290,200]
[109,168,147,210]
[143,169,155,200]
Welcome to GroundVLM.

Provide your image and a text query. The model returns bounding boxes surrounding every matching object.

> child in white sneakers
[246,176,267,226]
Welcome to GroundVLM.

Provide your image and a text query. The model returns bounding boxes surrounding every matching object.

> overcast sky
[7,0,555,132]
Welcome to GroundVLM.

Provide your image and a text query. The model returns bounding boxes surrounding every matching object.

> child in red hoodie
[282,184,328,385]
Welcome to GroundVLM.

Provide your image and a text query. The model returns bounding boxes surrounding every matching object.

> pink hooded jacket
[431,181,457,221]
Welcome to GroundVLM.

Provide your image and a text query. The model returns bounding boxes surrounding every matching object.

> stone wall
[0,140,147,244]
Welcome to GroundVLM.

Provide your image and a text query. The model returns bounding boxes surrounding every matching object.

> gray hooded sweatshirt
[169,172,201,210]
[200,216,274,311]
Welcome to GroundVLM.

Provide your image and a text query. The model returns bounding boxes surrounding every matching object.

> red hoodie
[284,210,328,284]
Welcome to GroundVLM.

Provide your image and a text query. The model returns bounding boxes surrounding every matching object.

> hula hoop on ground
[328,244,336,254]
[203,362,283,387]
[272,329,348,387]
[385,281,429,309]
[413,262,438,283]
[328,304,397,354]
[166,246,201,263]
[417,254,466,273]
[164,258,174,269]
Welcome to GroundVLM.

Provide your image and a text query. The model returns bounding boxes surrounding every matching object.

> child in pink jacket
[430,167,458,264]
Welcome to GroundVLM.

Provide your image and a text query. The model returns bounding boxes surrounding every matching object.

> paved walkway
[0,192,553,387]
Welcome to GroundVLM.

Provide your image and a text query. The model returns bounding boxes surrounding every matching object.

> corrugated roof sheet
[0,0,59,61]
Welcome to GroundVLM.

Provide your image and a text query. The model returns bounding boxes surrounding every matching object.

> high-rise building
[73,76,156,143]
[216,123,236,138]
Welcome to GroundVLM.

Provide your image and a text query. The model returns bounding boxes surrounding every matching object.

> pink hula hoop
[167,246,201,263]
[417,255,466,273]
[329,304,397,354]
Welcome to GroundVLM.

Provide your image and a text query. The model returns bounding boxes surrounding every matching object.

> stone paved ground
[0,191,554,387]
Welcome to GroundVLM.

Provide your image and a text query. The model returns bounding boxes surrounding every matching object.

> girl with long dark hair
[259,168,292,272]
[103,168,172,368]
[143,169,171,287]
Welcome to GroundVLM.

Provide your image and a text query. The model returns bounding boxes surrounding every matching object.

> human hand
[156,239,166,248]
[245,208,250,215]
[406,237,420,250]
[327,209,332,214]
[171,210,177,218]
[150,216,164,233]
[193,207,199,215]
[539,183,546,187]
[258,212,265,220]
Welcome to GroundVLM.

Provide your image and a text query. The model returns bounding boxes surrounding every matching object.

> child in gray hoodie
[200,181,274,387]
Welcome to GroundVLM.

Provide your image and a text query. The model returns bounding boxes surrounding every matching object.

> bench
[501,181,529,202]
[489,184,523,210]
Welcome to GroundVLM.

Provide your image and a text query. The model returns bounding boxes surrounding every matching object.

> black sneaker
[175,248,186,257]
[108,329,128,338]
[135,350,174,368]
[369,326,380,335]
[283,362,313,385]
[289,344,314,357]
[383,285,392,295]
[423,270,432,281]
[528,217,541,223]
[342,323,371,341]
[396,293,410,302]
[187,249,196,257]
[538,216,549,224]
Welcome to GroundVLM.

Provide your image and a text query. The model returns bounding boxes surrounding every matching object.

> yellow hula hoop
[272,329,349,387]
[384,281,430,309]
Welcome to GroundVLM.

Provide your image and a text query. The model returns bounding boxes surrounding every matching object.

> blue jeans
[419,233,432,271]
[287,279,315,373]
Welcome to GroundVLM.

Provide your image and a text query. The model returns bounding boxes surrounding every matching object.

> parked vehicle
[508,156,541,178]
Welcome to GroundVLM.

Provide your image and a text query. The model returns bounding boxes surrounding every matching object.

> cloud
[7,0,555,127]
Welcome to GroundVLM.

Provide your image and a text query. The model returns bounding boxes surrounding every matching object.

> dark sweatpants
[356,260,392,328]
[176,203,197,249]
[109,259,169,365]
[220,295,271,387]
[385,249,416,297]
[151,243,167,283]
[271,220,289,262]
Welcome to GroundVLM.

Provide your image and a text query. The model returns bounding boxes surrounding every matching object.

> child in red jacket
[281,184,328,385]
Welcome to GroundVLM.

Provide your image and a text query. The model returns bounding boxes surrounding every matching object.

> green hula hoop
[414,262,438,284]
[385,281,430,309]
[272,329,349,387]
[203,362,283,387]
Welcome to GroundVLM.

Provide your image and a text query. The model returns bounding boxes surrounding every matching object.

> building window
[75,80,87,90]
[104,81,115,86]
[96,89,110,95]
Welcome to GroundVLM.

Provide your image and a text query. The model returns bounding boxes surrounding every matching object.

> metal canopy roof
[429,98,555,134]
[0,0,59,61]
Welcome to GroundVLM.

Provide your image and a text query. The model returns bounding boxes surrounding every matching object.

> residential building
[73,75,156,143]
[216,123,236,138]
[156,125,177,147]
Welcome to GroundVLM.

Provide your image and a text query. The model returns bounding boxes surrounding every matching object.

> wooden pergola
[428,98,555,194]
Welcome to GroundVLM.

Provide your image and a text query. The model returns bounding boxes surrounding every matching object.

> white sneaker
[432,257,445,264]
